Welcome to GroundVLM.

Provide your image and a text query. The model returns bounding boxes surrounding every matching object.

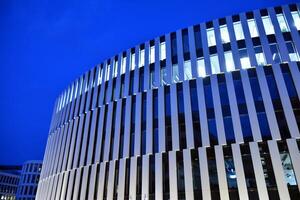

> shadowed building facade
[37,2,300,200]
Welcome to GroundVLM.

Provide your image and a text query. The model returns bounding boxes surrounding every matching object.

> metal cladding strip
[91,66,101,109]
[188,26,198,77]
[117,158,126,200]
[165,33,173,84]
[112,99,122,159]
[146,90,153,154]
[60,170,70,200]
[66,117,79,170]
[239,70,262,141]
[198,147,211,200]
[54,173,64,200]
[87,164,98,200]
[50,175,59,200]
[134,93,142,156]
[176,29,185,82]
[168,151,178,200]
[249,142,269,200]
[170,83,180,150]
[72,114,86,169]
[183,149,194,200]
[211,75,227,145]
[200,22,212,75]
[129,157,137,200]
[214,145,230,200]
[133,45,140,94]
[158,86,166,152]
[107,161,116,200]
[79,165,90,200]
[57,120,72,173]
[72,167,83,200]
[86,108,99,165]
[103,103,114,162]
[214,19,226,72]
[225,73,244,143]
[94,106,106,164]
[231,144,249,200]
[141,155,149,200]
[273,63,300,138]
[96,162,106,200]
[155,153,163,200]
[286,139,300,192]
[154,37,161,88]
[183,80,195,148]
[196,78,210,147]
[105,59,114,104]
[267,140,291,200]
[123,96,132,158]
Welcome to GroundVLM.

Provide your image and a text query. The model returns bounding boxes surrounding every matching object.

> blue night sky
[0,0,297,165]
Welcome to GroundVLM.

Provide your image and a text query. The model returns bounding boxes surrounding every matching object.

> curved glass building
[37,2,300,200]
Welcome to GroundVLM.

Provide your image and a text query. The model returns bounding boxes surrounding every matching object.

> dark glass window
[149,155,155,200]
[176,151,185,199]
[153,90,159,153]
[163,153,170,200]
[207,148,220,200]
[130,98,136,157]
[141,94,147,155]
[190,80,202,147]
[177,83,187,149]
[191,149,202,198]
[165,86,172,151]
[223,146,238,199]
[119,101,126,157]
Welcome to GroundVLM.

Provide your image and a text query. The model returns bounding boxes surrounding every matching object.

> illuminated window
[254,46,266,66]
[220,25,230,43]
[291,11,300,30]
[262,16,275,35]
[239,49,251,69]
[121,56,126,74]
[150,45,155,64]
[233,21,245,40]
[224,51,235,72]
[207,28,216,47]
[184,60,192,80]
[131,53,135,71]
[160,42,166,60]
[197,57,206,77]
[286,41,300,61]
[210,54,220,74]
[139,49,145,67]
[276,14,290,32]
[247,19,259,37]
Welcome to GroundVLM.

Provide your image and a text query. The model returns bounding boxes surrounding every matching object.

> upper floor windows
[220,25,230,43]
[130,53,135,71]
[160,42,166,60]
[233,21,245,40]
[121,56,126,74]
[286,41,300,61]
[247,19,259,37]
[113,60,118,78]
[262,16,275,35]
[254,46,266,66]
[207,28,216,47]
[239,49,251,69]
[139,48,145,67]
[184,60,192,80]
[291,11,300,30]
[105,64,111,81]
[276,14,290,32]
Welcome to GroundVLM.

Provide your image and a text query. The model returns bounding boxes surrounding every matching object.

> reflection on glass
[172,63,179,83]
[286,41,300,61]
[280,152,297,186]
[210,54,220,74]
[291,11,300,30]
[254,46,266,66]
[277,14,290,32]
[233,21,245,40]
[207,28,216,47]
[184,60,192,80]
[247,19,259,37]
[239,49,251,69]
[225,158,237,189]
[160,67,167,85]
[224,51,235,72]
[197,57,206,77]
[150,45,155,64]
[262,16,275,35]
[106,64,111,81]
[220,25,230,43]
[139,49,145,67]
[270,43,281,63]
[160,42,166,60]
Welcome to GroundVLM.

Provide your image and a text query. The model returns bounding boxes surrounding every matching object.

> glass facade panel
[113,60,118,78]
[224,51,235,72]
[291,11,300,30]
[184,60,192,80]
[262,16,275,35]
[247,19,259,37]
[210,54,220,74]
[254,46,266,66]
[106,64,110,81]
[239,49,251,69]
[197,57,206,77]
[160,42,166,60]
[220,25,230,43]
[121,56,126,74]
[276,14,290,32]
[131,53,135,71]
[286,41,300,61]
[270,43,281,63]
[207,28,216,47]
[233,21,245,40]
[172,63,179,83]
